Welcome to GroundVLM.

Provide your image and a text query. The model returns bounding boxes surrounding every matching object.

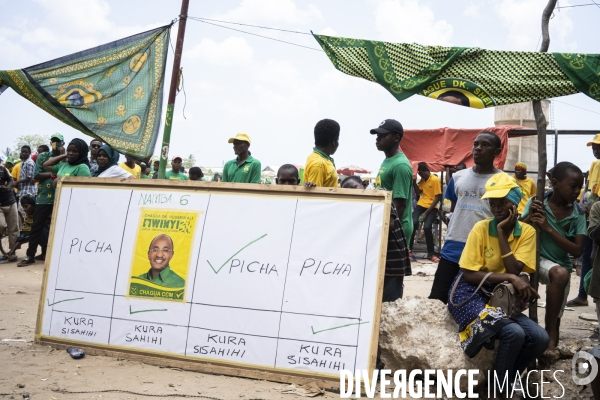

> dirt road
[0,248,596,399]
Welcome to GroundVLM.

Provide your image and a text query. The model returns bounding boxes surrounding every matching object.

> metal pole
[554,129,558,167]
[158,0,190,179]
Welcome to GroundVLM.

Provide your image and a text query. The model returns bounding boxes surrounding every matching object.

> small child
[520,161,586,359]
[341,176,363,189]
[276,165,300,186]
[0,195,49,263]
[188,167,204,181]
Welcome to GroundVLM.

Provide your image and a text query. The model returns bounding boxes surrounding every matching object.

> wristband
[501,252,513,259]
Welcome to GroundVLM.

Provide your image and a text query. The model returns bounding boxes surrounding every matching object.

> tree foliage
[182,154,196,169]
[15,134,48,151]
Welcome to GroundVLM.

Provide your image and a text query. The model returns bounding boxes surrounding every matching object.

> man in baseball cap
[165,155,188,180]
[370,119,404,137]
[222,133,261,183]
[371,118,413,302]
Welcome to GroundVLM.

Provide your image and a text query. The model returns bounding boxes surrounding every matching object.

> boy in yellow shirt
[304,119,339,188]
[410,162,442,262]
[513,162,536,215]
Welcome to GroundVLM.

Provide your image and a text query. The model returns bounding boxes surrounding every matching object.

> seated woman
[447,173,548,398]
[93,145,133,178]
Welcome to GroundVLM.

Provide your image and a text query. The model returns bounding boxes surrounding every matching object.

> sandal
[566,297,589,307]
[430,255,440,263]
[0,256,17,263]
[17,257,35,267]
[409,251,417,262]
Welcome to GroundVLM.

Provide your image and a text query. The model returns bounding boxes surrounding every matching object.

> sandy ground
[0,245,596,400]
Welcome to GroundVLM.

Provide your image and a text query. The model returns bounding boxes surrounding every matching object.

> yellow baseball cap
[228,133,251,144]
[481,173,519,200]
[587,134,600,146]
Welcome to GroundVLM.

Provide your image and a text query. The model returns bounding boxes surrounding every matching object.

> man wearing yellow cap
[222,133,261,183]
[513,162,536,215]
[584,134,600,201]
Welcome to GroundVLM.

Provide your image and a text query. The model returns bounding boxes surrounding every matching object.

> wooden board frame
[35,177,392,389]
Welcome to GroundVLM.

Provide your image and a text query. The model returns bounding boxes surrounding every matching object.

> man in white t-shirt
[429,132,503,304]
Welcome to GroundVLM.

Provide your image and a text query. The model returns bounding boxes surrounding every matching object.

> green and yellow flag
[0,25,171,159]
[313,34,600,109]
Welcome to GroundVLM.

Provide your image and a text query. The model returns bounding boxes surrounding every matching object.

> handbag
[450,271,531,318]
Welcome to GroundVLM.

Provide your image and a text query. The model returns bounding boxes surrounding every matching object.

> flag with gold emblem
[313,34,600,109]
[0,25,171,159]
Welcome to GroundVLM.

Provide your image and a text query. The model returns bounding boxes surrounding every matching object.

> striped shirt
[18,157,37,197]
[386,204,412,276]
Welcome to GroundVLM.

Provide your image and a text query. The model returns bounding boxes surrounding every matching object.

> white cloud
[318,27,338,37]
[494,0,575,51]
[464,3,481,18]
[213,0,322,24]
[16,0,164,53]
[372,0,453,45]
[185,37,254,67]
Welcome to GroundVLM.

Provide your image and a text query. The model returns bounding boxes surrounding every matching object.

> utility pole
[158,0,190,179]
[529,0,557,322]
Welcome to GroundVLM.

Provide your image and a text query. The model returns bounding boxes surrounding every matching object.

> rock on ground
[379,296,496,391]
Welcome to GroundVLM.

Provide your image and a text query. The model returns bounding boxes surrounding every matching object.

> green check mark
[47,297,84,306]
[207,234,267,274]
[311,321,370,335]
[130,306,167,314]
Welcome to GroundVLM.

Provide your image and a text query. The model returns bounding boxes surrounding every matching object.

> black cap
[370,119,403,137]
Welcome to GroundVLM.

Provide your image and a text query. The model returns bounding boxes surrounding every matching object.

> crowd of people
[2,120,600,397]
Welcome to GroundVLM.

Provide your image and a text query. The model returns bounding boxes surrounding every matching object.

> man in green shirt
[165,156,189,180]
[371,119,414,303]
[18,133,64,266]
[136,234,185,288]
[372,119,414,241]
[222,133,261,183]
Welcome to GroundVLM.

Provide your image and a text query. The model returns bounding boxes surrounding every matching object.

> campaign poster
[128,208,200,302]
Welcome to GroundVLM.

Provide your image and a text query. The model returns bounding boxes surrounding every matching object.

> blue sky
[1,0,599,172]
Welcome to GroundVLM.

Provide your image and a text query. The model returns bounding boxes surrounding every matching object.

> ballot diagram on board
[38,182,387,381]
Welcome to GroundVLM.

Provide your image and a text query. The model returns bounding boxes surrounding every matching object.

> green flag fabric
[313,34,600,108]
[0,25,171,159]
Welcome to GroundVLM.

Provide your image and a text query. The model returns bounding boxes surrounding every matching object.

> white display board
[36,178,390,384]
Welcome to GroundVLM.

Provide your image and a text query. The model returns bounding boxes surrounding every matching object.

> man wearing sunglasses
[89,139,103,177]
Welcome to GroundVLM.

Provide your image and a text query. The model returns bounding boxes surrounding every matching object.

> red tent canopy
[337,165,371,176]
[400,126,525,174]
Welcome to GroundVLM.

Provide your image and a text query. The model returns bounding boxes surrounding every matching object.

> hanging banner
[0,25,171,159]
[312,34,600,108]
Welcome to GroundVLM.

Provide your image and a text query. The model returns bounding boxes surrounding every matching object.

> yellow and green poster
[128,209,200,302]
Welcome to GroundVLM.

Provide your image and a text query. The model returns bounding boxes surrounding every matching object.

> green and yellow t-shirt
[222,155,261,183]
[51,163,91,178]
[165,170,189,180]
[34,152,57,205]
[589,159,600,198]
[304,148,338,187]
[119,162,141,179]
[460,218,536,274]
[375,152,414,241]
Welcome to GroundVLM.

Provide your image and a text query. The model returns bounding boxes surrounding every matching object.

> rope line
[187,18,323,52]
[187,17,312,35]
